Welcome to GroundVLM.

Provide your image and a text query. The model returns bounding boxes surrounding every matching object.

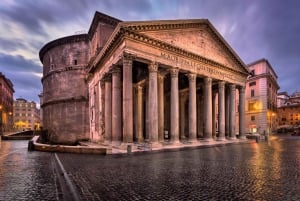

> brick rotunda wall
[40,34,90,145]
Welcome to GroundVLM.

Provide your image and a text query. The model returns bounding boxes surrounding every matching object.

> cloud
[0,53,42,102]
[1,0,300,105]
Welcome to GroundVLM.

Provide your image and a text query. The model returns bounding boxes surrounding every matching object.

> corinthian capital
[148,62,158,73]
[122,52,135,66]
[170,68,179,78]
[187,73,196,82]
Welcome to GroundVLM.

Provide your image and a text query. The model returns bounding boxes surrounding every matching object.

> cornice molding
[39,34,89,63]
[87,20,249,77]
[123,28,248,76]
[41,66,86,83]
[41,96,88,108]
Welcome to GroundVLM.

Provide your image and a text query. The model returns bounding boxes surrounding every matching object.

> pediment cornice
[88,20,248,76]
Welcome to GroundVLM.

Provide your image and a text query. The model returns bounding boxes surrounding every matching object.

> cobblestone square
[1,136,300,200]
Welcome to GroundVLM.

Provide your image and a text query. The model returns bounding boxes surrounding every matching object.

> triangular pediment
[121,20,247,74]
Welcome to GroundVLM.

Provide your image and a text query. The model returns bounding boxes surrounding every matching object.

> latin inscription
[160,52,243,82]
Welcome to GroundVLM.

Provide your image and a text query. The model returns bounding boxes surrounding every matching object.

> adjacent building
[245,59,279,134]
[13,98,40,131]
[277,91,300,127]
[0,72,14,134]
[39,11,249,145]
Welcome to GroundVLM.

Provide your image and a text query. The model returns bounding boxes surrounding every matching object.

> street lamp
[0,105,2,136]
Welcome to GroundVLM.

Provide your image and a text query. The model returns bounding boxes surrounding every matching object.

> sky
[1,0,300,106]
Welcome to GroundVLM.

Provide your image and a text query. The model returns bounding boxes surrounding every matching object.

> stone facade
[87,13,249,146]
[0,72,14,133]
[13,98,40,131]
[40,11,249,145]
[245,59,279,134]
[277,91,300,127]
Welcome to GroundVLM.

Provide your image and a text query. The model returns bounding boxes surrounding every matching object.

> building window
[251,89,255,97]
[249,81,256,87]
[282,118,286,122]
[251,116,255,121]
[250,70,255,77]
[74,59,77,65]
[249,102,255,111]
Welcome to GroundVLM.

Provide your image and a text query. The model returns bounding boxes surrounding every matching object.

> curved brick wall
[40,34,90,144]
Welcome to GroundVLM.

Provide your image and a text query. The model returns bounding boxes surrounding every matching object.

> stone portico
[87,19,249,148]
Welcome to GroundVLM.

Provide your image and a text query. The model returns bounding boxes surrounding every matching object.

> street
[1,136,300,200]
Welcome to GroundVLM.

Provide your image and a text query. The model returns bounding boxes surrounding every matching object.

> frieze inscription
[160,52,244,83]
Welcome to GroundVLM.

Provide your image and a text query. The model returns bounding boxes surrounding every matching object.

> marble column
[225,86,230,137]
[136,83,144,142]
[104,75,112,144]
[148,62,159,144]
[111,67,122,145]
[217,81,225,141]
[180,92,187,140]
[188,73,197,142]
[204,77,213,140]
[229,84,236,139]
[238,86,246,139]
[158,73,165,142]
[197,93,204,138]
[212,92,216,138]
[122,54,134,143]
[170,68,180,143]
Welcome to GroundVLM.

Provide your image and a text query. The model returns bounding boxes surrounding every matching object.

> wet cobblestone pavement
[58,136,300,201]
[1,136,300,200]
[0,140,60,201]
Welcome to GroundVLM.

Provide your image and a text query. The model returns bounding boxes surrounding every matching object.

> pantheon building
[39,12,249,146]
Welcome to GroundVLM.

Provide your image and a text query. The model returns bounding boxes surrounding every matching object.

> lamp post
[0,105,3,136]
[271,112,275,134]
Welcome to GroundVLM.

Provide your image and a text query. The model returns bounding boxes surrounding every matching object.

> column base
[217,136,226,141]
[227,137,237,140]
[171,140,182,146]
[188,138,199,144]
[202,137,214,142]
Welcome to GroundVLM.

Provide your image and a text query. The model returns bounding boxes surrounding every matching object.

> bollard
[28,140,34,151]
[127,144,132,154]
[255,136,259,143]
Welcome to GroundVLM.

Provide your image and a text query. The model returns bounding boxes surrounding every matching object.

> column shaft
[188,73,197,142]
[225,86,230,137]
[217,81,225,140]
[104,77,112,144]
[170,68,180,143]
[239,86,246,139]
[180,92,186,139]
[148,62,159,144]
[204,77,213,140]
[229,84,236,139]
[136,84,144,142]
[122,54,133,143]
[158,73,165,142]
[212,92,216,138]
[112,67,122,145]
